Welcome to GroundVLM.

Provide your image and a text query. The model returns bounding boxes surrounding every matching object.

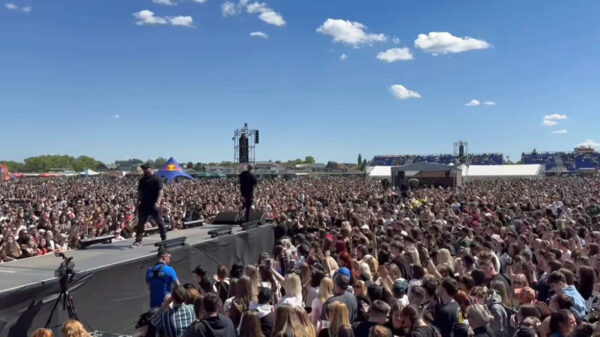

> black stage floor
[0,224,275,337]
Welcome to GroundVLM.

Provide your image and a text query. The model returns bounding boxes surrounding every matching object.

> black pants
[136,206,167,241]
[242,195,253,222]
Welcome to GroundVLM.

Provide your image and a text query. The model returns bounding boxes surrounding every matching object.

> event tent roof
[367,166,391,179]
[463,164,543,179]
[156,157,194,182]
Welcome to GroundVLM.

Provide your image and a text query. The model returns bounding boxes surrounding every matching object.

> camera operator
[147,248,180,310]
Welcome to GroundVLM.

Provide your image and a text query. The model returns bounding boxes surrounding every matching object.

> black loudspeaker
[239,134,249,163]
[213,209,267,225]
[255,130,259,144]
[213,212,238,225]
[397,171,405,179]
[445,170,450,178]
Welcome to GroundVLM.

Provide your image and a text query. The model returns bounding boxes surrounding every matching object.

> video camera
[54,252,76,291]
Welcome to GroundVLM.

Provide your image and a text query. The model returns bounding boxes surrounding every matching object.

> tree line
[1,154,369,173]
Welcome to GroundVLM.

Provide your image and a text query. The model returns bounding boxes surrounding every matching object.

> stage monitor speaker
[212,211,238,225]
[212,209,267,225]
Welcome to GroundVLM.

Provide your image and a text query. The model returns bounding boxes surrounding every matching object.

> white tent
[83,168,100,176]
[367,166,391,179]
[463,164,544,180]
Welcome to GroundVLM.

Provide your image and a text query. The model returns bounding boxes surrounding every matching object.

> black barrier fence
[0,225,275,337]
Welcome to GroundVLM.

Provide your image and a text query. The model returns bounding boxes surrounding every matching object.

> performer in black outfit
[131,165,167,247]
[239,164,257,223]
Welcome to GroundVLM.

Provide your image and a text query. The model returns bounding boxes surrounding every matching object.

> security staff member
[146,248,180,309]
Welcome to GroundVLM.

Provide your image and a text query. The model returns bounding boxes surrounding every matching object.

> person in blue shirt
[147,248,180,309]
[546,271,586,321]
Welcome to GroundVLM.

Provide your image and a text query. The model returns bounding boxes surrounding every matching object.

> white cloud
[221,1,238,16]
[250,31,268,38]
[316,18,387,47]
[466,99,495,107]
[226,1,285,26]
[134,10,168,25]
[543,113,567,121]
[153,0,176,5]
[5,3,30,12]
[390,84,421,100]
[193,0,207,3]
[542,113,567,126]
[415,32,490,55]
[246,2,268,13]
[392,37,400,45]
[376,48,413,62]
[169,15,194,27]
[340,53,348,61]
[133,10,194,27]
[259,11,285,26]
[114,114,121,120]
[552,129,567,134]
[578,139,600,148]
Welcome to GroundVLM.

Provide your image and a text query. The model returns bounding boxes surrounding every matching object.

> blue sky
[1,0,599,164]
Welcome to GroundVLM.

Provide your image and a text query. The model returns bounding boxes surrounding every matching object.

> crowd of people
[4,174,600,337]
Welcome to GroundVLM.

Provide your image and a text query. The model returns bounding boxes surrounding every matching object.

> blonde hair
[243,264,260,298]
[61,320,90,337]
[358,262,372,281]
[295,307,316,337]
[466,304,494,326]
[437,248,455,271]
[32,328,53,337]
[318,277,334,304]
[283,273,303,301]
[329,302,351,337]
[364,255,380,279]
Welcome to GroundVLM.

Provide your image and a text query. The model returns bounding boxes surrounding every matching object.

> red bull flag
[1,164,10,181]
[155,157,194,182]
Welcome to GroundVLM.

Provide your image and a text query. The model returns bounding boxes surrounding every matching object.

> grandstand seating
[521,151,600,171]
[371,153,503,166]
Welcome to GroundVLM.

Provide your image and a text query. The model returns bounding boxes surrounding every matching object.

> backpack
[490,302,517,337]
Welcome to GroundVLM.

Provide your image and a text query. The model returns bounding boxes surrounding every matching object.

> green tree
[361,159,368,171]
[186,162,194,169]
[304,156,315,164]
[357,154,362,166]
[154,157,167,168]
[326,161,339,169]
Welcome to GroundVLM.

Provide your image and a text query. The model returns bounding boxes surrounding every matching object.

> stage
[0,224,275,337]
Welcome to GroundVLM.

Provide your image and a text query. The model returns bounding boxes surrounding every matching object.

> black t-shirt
[353,321,386,337]
[407,325,438,337]
[138,175,163,207]
[432,300,460,337]
[183,314,236,337]
[491,273,511,295]
[239,171,257,198]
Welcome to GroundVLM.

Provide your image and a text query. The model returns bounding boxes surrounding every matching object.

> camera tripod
[44,286,79,328]
[45,253,81,329]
